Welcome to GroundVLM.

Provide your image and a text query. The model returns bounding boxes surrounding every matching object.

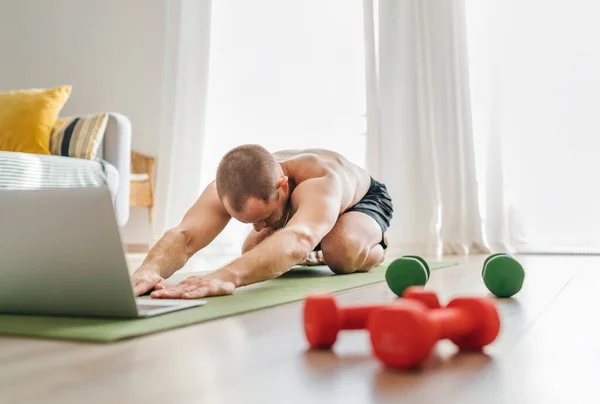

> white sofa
[0,112,132,227]
[98,113,132,227]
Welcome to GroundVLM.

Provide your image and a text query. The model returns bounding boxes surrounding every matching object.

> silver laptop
[0,187,205,318]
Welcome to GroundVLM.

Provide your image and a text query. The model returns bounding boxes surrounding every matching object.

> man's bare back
[132,145,393,300]
[273,148,372,222]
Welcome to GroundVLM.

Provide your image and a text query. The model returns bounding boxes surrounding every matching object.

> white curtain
[155,0,493,259]
[154,0,212,242]
[153,0,600,260]
[465,0,600,254]
[371,0,488,256]
[370,0,600,256]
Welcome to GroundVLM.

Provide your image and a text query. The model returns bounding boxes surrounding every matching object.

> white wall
[0,0,174,244]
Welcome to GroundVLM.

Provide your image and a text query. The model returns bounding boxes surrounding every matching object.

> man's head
[216,144,290,231]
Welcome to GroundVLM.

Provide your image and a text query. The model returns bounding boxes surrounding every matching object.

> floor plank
[461,256,599,404]
[0,254,593,404]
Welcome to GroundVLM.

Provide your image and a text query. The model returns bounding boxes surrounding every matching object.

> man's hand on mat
[132,268,166,296]
[150,276,236,299]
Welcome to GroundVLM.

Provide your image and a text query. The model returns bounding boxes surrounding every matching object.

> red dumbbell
[303,294,386,349]
[368,295,500,369]
[402,286,441,309]
[303,289,440,349]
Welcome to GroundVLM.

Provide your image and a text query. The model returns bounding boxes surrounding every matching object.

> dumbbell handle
[339,305,386,330]
[339,295,442,330]
[429,308,476,340]
[339,291,442,330]
[403,287,441,309]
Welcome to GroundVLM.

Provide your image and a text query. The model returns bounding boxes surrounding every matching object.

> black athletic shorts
[314,177,394,251]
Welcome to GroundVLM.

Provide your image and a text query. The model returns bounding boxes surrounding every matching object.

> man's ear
[278,176,289,191]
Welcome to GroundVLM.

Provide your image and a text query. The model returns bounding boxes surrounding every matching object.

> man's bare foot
[299,250,326,266]
[379,233,389,265]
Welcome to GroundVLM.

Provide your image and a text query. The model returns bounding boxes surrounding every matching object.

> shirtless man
[132,145,393,299]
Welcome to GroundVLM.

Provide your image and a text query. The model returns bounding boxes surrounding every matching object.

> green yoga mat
[0,260,454,343]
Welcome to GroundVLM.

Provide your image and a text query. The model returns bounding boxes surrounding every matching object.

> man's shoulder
[273,148,337,159]
[290,175,343,204]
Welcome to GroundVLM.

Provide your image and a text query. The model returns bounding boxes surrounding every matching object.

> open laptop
[0,187,205,318]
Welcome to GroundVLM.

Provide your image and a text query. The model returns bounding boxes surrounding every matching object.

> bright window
[200,0,367,254]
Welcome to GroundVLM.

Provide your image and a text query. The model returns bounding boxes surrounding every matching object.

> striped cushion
[49,113,108,159]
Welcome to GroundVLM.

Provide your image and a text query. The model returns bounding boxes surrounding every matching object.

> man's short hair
[216,144,280,212]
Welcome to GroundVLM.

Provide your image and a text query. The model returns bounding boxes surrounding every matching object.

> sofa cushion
[50,113,108,160]
[0,150,119,199]
[0,86,71,155]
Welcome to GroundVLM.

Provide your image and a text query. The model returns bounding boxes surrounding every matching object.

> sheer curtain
[465,0,600,253]
[371,0,488,256]
[369,0,600,256]
[154,0,212,242]
[197,0,368,258]
[157,0,600,264]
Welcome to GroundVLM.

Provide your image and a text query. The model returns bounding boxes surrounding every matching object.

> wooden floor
[0,254,598,404]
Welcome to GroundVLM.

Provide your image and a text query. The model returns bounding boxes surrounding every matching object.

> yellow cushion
[0,86,72,155]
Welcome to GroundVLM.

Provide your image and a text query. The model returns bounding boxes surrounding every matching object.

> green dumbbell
[385,255,430,297]
[482,253,524,298]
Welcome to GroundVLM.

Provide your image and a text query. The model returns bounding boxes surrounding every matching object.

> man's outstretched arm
[150,176,342,299]
[132,181,231,295]
[224,177,341,286]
